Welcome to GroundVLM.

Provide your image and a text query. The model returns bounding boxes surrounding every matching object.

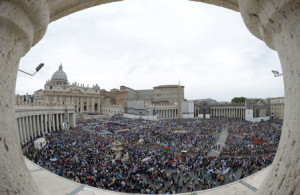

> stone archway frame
[0,0,299,194]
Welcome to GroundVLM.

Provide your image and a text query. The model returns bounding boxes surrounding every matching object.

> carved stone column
[37,115,41,137]
[41,114,44,135]
[239,1,300,194]
[0,1,49,194]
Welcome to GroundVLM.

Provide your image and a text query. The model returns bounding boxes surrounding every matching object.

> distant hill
[196,98,218,103]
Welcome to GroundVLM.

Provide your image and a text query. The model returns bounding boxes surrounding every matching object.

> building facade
[153,85,184,104]
[194,98,271,121]
[270,97,285,119]
[33,65,102,113]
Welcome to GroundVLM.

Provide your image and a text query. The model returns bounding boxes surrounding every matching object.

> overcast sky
[16,0,284,102]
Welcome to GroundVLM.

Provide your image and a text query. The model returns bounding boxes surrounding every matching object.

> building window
[255,109,259,117]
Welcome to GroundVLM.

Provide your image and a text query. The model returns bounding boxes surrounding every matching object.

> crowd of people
[222,120,281,156]
[26,118,279,193]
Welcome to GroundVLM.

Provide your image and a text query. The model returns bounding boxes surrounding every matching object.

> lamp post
[272,70,283,77]
[18,63,44,76]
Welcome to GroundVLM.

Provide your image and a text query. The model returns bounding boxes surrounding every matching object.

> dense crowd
[27,118,279,193]
[222,120,281,156]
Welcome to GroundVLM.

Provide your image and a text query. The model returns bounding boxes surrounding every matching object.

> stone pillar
[56,113,59,130]
[25,116,30,141]
[69,113,76,128]
[60,113,63,130]
[0,1,48,191]
[32,115,36,139]
[40,114,44,135]
[36,115,40,137]
[47,114,51,132]
[80,97,83,113]
[17,118,22,145]
[22,117,26,142]
[239,1,300,193]
[52,114,56,131]
[44,114,48,133]
[91,98,95,112]
[51,114,54,131]
[30,116,34,140]
[20,118,25,145]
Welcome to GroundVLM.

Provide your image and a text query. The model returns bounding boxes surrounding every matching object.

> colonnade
[156,108,178,119]
[15,104,76,146]
[210,108,245,119]
[16,113,65,145]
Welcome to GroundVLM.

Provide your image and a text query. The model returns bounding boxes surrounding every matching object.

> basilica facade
[33,65,102,113]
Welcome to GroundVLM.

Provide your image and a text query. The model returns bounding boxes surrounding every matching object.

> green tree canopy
[231,97,246,103]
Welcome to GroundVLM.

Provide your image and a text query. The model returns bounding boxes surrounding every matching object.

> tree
[231,97,246,103]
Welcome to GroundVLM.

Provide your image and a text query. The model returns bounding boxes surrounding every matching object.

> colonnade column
[51,114,54,131]
[80,97,83,113]
[48,114,51,132]
[25,116,30,141]
[56,114,59,131]
[22,117,27,142]
[44,114,48,133]
[30,116,34,139]
[60,113,63,130]
[17,118,23,145]
[36,115,41,137]
[32,115,36,139]
[41,114,44,135]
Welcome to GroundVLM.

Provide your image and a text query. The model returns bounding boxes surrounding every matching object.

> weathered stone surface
[239,0,300,194]
[191,0,239,12]
[47,0,122,22]
[0,1,49,194]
